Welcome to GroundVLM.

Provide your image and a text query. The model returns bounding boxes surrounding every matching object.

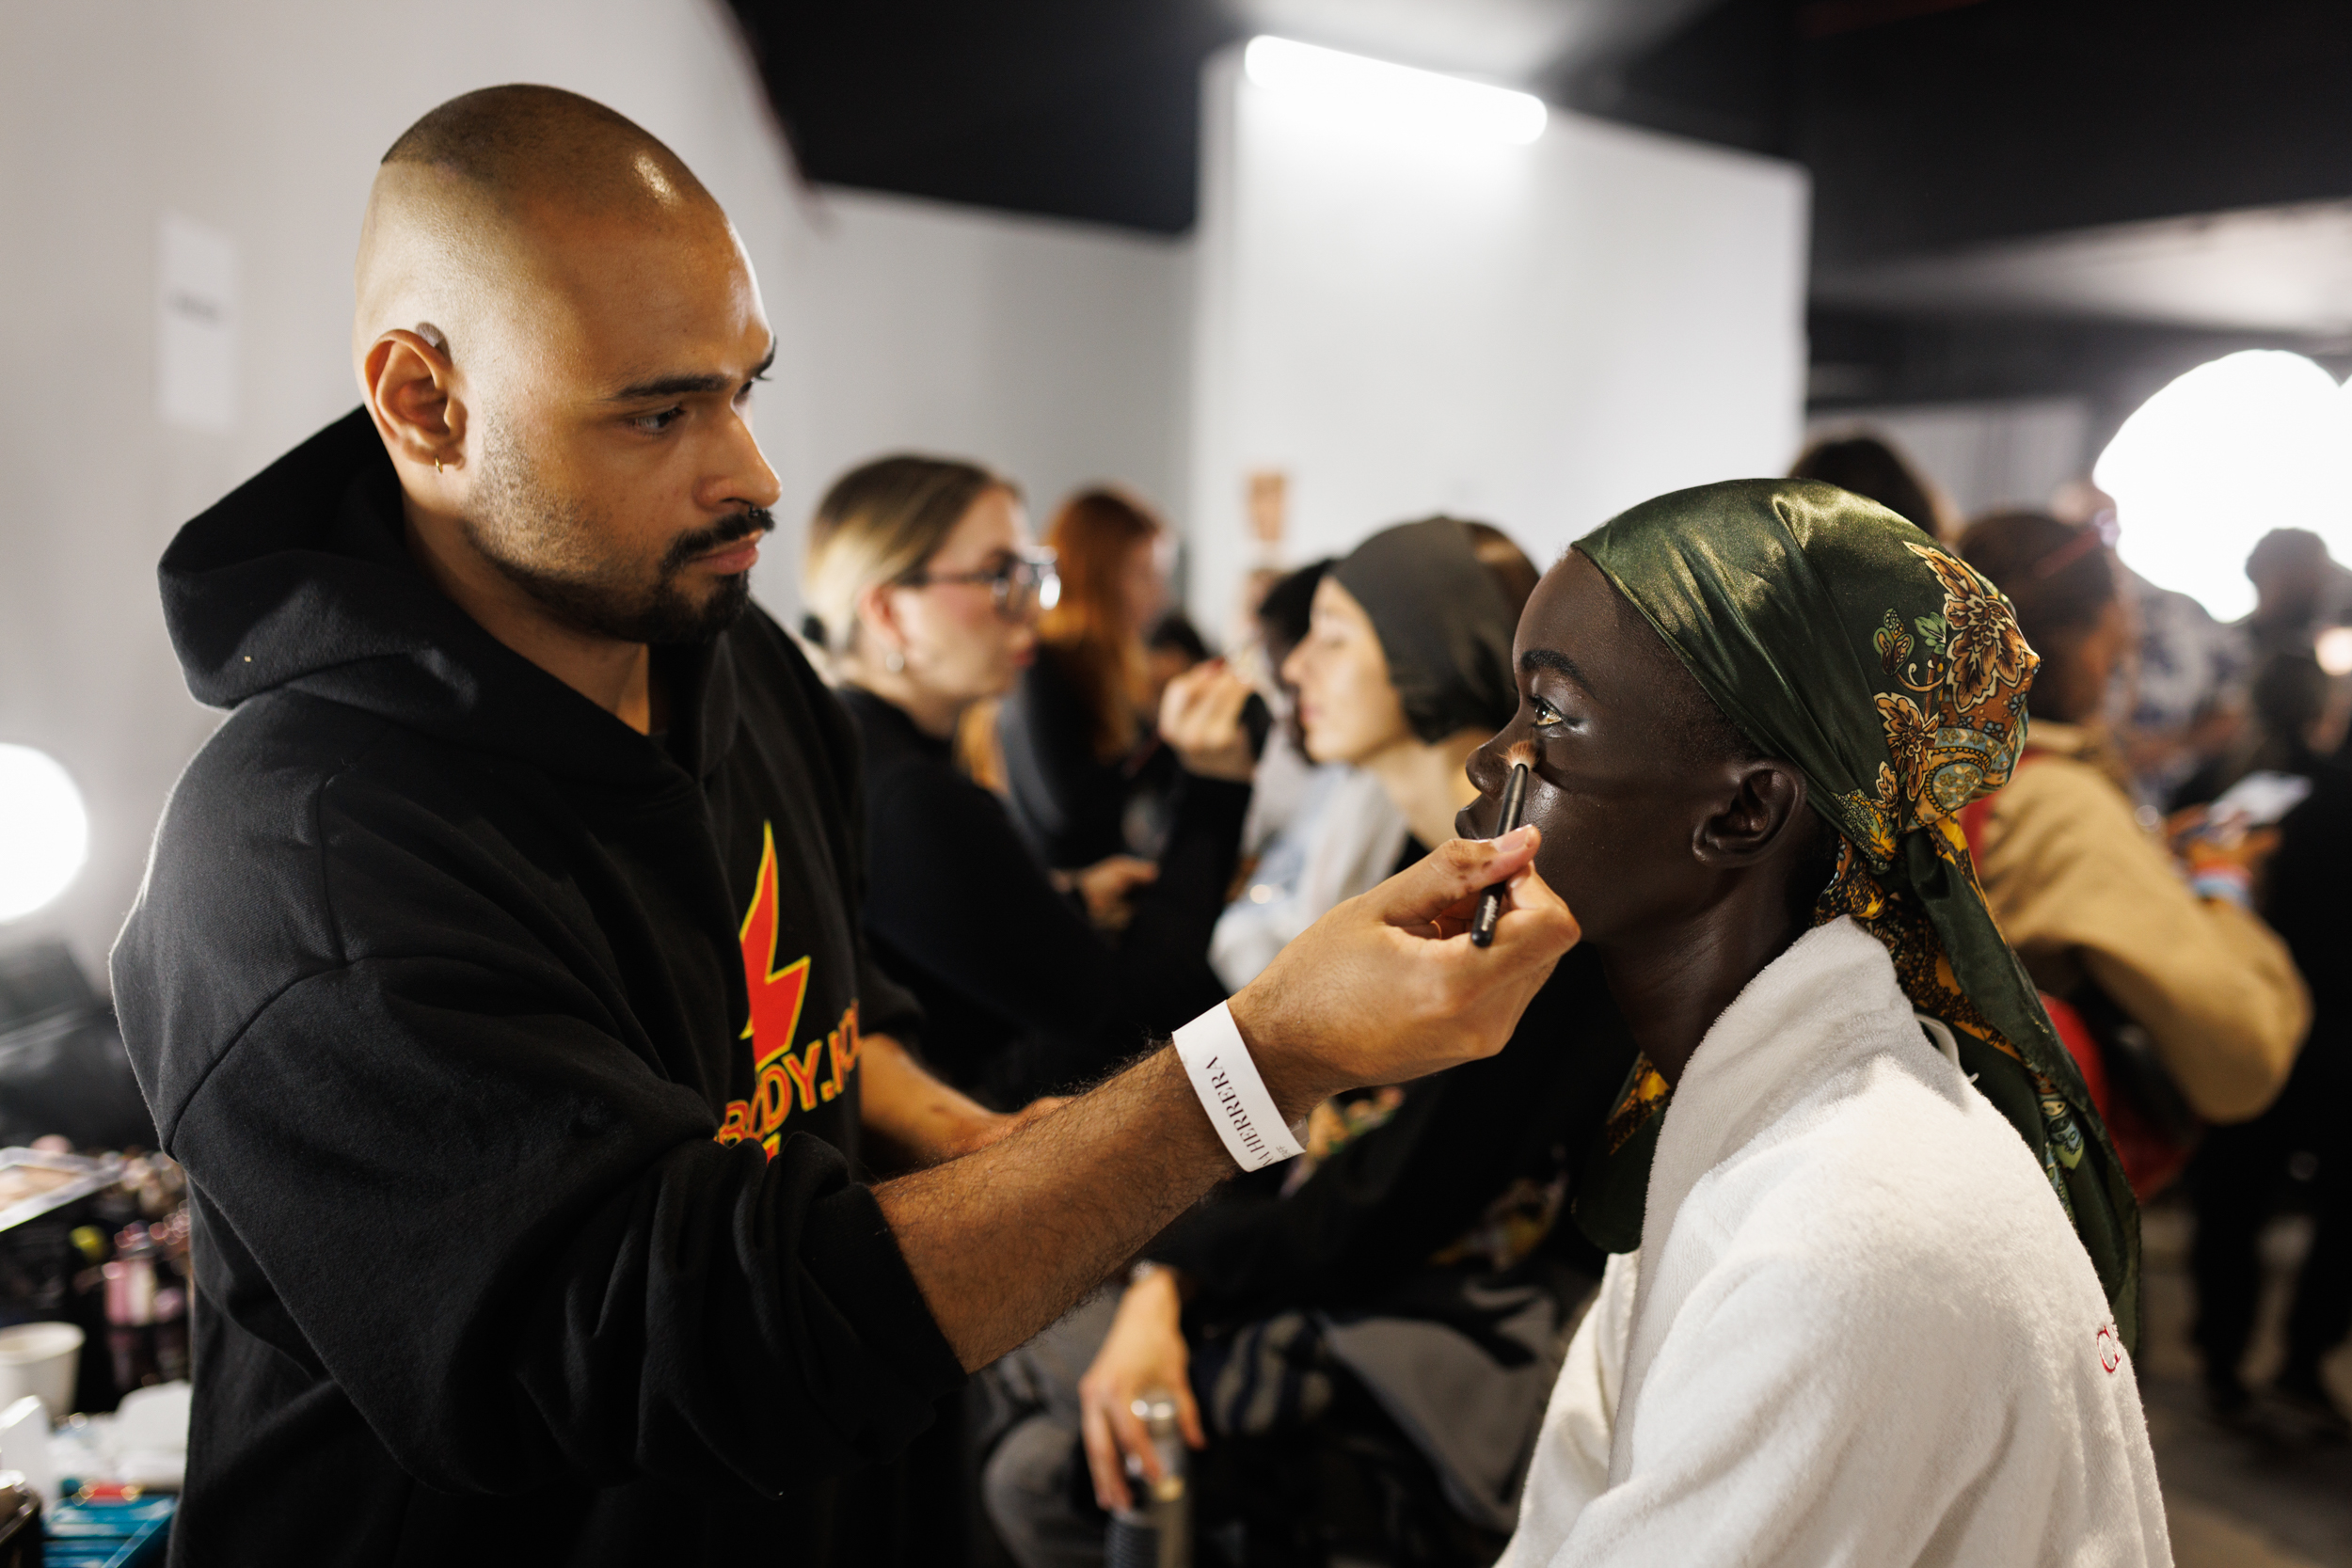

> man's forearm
[877,1044,1272,1370]
[876,829,1578,1371]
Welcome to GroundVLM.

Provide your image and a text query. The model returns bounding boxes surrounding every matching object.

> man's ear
[1692,761,1807,867]
[360,327,467,474]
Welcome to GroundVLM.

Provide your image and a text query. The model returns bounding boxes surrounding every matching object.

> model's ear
[1692,760,1807,867]
[361,326,469,479]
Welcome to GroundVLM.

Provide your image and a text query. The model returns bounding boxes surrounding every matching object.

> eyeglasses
[899,546,1061,616]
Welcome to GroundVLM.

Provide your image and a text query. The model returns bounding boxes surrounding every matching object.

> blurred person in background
[1464,517,1542,611]
[2202,710,2352,1437]
[2166,646,2352,1436]
[1789,431,1950,538]
[1000,487,1184,866]
[2116,571,2245,813]
[2242,527,2352,664]
[1286,519,1534,858]
[803,455,1253,1107]
[2171,649,2335,809]
[1224,563,1323,857]
[1210,559,1408,990]
[983,517,1637,1568]
[1211,519,1542,990]
[1956,512,2308,1197]
[2061,477,2252,812]
[1142,608,1211,715]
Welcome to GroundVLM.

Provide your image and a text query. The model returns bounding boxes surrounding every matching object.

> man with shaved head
[110,87,1577,1565]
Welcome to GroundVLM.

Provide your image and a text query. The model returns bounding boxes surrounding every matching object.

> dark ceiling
[733,0,1235,235]
[733,0,2352,250]
[729,0,2352,417]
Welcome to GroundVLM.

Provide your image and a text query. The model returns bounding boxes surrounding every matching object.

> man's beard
[464,428,771,646]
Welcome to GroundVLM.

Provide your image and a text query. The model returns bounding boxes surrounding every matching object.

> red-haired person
[999,489,1207,869]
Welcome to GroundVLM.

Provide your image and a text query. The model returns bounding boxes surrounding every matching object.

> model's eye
[1531,695,1565,728]
[630,406,685,434]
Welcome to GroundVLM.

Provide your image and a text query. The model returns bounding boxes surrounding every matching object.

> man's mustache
[660,508,775,573]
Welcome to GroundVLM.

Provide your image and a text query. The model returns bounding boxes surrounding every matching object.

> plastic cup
[0,1398,56,1504]
[0,1324,82,1422]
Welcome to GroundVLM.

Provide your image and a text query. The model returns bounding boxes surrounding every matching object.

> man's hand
[1159,661,1258,783]
[1230,825,1577,1111]
[1078,1267,1201,1512]
[872,826,1579,1371]
[1064,855,1160,930]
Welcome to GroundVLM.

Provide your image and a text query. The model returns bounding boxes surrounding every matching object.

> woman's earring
[885,648,905,673]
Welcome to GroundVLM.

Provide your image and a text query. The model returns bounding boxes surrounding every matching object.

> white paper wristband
[1173,1003,1305,1171]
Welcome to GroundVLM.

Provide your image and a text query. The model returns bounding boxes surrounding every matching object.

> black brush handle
[1470,762,1530,948]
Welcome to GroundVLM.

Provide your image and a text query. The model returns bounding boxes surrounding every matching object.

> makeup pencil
[1470,750,1533,948]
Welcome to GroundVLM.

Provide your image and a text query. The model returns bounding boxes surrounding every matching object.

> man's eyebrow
[606,342,776,402]
[1519,646,1597,692]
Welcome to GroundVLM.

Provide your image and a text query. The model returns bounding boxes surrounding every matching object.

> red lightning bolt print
[738,824,810,1072]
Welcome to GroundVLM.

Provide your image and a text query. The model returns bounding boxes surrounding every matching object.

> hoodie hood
[159,409,739,786]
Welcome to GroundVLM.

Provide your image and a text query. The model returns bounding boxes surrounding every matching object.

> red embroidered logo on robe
[717,823,861,1157]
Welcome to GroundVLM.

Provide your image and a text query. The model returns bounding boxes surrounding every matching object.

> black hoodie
[110,411,965,1565]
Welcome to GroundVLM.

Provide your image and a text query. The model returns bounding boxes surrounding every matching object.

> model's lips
[692,539,762,574]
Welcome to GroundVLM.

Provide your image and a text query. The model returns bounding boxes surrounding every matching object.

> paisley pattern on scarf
[1838,546,2034,862]
[1567,480,2140,1350]
[1600,1061,1672,1155]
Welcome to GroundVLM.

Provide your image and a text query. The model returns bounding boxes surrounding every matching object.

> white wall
[1186,48,1810,630]
[2,9,1806,983]
[1804,399,2093,524]
[0,1,1186,981]
[752,190,1189,620]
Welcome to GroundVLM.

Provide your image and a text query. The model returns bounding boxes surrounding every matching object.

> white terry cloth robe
[1499,916,2170,1568]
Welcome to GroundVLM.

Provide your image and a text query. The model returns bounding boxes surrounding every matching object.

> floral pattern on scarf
[1834,545,2037,869]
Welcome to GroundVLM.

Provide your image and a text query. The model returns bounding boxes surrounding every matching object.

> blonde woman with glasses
[803,455,1256,1108]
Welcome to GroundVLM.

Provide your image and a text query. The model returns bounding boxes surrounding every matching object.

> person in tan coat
[1958,513,2308,1128]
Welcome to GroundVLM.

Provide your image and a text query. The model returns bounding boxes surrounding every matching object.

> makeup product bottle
[1104,1387,1188,1568]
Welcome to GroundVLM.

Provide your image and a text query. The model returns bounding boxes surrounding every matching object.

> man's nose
[710,408,783,513]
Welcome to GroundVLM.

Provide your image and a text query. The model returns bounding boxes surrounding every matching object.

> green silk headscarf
[1567,479,2141,1350]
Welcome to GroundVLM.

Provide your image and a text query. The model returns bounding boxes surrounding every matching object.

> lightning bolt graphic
[738,823,810,1071]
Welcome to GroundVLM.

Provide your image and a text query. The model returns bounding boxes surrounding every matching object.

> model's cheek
[1523,783,1637,914]
[1519,777,1579,874]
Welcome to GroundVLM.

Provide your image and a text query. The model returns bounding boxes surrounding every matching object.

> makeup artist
[803,455,1255,1108]
[107,87,1579,1568]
